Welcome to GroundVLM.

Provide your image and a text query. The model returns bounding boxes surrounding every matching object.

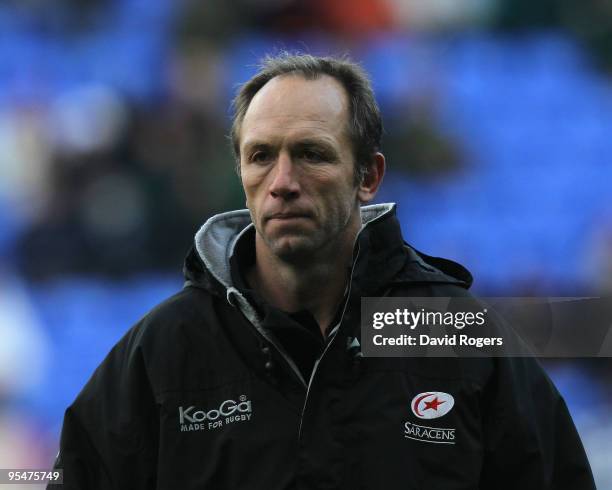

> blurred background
[0,0,611,487]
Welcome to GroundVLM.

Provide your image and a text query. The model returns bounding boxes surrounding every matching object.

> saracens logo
[405,391,456,444]
[179,395,252,432]
[410,392,454,420]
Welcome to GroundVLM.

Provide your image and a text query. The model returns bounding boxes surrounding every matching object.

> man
[52,54,595,489]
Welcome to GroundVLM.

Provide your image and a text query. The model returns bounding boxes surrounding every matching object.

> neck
[248,221,361,335]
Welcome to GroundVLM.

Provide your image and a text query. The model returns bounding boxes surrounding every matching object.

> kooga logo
[179,395,252,432]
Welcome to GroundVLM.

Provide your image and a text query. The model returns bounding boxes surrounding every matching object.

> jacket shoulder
[141,286,212,327]
[128,285,217,346]
[390,244,474,291]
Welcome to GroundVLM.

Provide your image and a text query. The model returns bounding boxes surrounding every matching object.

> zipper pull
[346,336,363,375]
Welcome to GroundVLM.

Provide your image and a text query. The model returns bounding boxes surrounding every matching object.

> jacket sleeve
[479,355,595,489]
[48,323,159,490]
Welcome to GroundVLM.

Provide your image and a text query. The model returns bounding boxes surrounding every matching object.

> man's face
[239,74,362,263]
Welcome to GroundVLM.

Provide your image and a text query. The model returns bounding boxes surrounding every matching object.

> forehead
[240,74,350,148]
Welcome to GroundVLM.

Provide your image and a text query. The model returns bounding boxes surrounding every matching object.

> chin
[269,237,319,264]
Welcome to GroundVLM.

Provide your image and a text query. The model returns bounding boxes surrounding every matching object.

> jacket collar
[350,206,472,296]
[191,203,395,293]
[184,202,472,294]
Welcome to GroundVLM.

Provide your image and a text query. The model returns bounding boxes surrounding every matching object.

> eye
[250,151,271,164]
[301,149,324,163]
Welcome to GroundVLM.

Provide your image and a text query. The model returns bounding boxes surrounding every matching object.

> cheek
[241,175,264,206]
[323,184,358,223]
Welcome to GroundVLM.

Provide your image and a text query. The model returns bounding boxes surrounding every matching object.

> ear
[357,152,385,203]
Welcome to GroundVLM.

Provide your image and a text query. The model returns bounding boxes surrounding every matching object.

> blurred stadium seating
[0,0,611,487]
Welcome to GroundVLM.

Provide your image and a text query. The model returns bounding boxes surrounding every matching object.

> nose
[269,151,300,200]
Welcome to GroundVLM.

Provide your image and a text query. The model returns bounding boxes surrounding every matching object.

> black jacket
[51,203,595,490]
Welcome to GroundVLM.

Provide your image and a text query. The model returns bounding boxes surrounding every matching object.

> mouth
[266,212,311,221]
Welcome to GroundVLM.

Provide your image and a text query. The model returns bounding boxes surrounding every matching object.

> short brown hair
[230,53,383,182]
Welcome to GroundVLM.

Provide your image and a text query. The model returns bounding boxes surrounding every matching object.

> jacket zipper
[297,242,361,439]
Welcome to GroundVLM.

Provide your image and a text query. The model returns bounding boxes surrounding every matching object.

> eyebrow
[292,138,335,151]
[242,137,337,155]
[242,141,272,154]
